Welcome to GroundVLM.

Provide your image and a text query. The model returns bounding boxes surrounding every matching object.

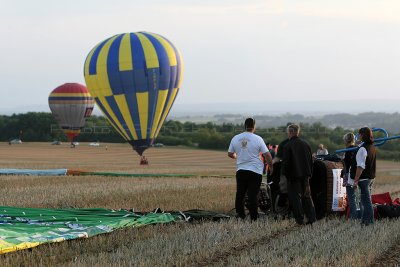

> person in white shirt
[316,144,329,155]
[349,127,376,225]
[228,118,273,221]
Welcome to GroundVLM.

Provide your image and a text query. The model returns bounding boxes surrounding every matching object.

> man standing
[283,124,316,225]
[228,118,273,221]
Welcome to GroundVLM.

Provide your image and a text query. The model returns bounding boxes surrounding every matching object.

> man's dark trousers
[235,169,262,221]
[287,176,316,225]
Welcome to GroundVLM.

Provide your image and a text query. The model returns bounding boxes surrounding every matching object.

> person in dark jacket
[350,127,376,225]
[341,132,360,219]
[283,124,316,225]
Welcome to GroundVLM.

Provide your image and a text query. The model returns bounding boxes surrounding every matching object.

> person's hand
[353,179,359,188]
[269,165,273,175]
[312,153,317,161]
[228,152,237,159]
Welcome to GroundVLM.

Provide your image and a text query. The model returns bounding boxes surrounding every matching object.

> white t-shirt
[348,145,368,185]
[356,146,368,169]
[316,148,329,155]
[228,132,269,175]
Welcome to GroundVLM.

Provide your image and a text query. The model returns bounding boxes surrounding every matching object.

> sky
[0,0,400,115]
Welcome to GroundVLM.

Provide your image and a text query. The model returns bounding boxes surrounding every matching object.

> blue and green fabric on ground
[0,206,179,254]
[0,206,229,254]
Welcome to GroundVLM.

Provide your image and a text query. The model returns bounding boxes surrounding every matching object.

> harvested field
[0,142,234,175]
[0,142,399,266]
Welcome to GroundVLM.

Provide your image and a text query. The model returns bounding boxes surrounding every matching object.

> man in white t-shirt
[228,118,273,221]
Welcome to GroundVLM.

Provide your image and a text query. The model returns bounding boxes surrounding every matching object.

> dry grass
[0,176,235,211]
[0,143,399,266]
[0,142,234,174]
[223,218,400,267]
[2,216,400,266]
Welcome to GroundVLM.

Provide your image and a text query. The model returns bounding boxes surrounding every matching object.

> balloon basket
[140,156,149,165]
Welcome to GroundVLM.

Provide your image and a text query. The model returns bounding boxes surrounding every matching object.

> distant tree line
[0,113,123,143]
[196,112,400,133]
[157,120,400,161]
[1,112,399,161]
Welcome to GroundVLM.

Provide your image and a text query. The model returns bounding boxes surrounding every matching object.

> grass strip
[83,171,196,178]
[70,170,234,178]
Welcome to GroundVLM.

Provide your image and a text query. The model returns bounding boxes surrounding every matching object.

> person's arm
[228,139,236,159]
[282,145,291,177]
[228,152,237,159]
[272,156,281,164]
[353,167,364,186]
[353,147,367,187]
[259,138,273,173]
[262,152,273,174]
[307,143,314,173]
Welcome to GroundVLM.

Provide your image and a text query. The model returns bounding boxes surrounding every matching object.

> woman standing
[342,133,360,219]
[350,127,376,225]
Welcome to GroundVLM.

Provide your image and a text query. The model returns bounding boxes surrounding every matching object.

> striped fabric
[48,83,95,141]
[84,32,184,155]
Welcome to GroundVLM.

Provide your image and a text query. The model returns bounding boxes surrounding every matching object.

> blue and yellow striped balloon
[84,32,184,155]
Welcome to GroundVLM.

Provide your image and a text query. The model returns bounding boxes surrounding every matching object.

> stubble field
[0,142,400,266]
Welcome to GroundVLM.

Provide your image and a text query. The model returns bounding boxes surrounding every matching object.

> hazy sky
[1,0,400,114]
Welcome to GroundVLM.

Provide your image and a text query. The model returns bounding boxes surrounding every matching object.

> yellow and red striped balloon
[48,83,94,142]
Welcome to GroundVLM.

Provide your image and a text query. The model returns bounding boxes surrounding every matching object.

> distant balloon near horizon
[84,32,184,156]
[48,83,95,142]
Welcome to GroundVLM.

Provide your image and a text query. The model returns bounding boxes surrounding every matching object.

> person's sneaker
[305,221,315,226]
[361,221,373,226]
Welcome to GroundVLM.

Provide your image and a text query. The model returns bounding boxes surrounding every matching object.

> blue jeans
[358,179,374,225]
[346,185,361,219]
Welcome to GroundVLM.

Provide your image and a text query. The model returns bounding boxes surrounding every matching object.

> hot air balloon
[83,32,184,157]
[48,83,95,145]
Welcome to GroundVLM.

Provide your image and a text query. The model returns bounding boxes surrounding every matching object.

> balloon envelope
[48,83,95,141]
[84,32,184,155]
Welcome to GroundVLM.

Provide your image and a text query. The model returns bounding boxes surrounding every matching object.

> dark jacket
[350,143,376,179]
[343,145,356,174]
[276,138,289,159]
[283,136,313,179]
